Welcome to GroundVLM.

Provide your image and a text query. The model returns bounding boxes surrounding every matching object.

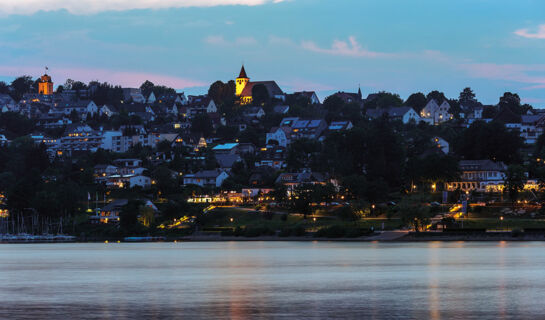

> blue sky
[0,0,544,106]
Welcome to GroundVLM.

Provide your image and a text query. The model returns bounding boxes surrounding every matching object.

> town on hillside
[1,65,544,240]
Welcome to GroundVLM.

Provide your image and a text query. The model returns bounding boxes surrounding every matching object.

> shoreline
[3,232,545,243]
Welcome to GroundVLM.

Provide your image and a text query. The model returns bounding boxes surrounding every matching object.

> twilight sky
[0,0,544,106]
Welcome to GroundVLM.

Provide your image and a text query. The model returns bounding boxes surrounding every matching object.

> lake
[1,241,544,319]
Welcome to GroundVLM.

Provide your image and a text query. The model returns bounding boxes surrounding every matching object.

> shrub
[315,225,346,238]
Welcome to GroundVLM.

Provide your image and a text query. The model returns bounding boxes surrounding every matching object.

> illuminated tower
[235,65,249,97]
[38,68,53,95]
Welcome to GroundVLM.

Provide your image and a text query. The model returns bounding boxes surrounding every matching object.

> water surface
[1,241,544,319]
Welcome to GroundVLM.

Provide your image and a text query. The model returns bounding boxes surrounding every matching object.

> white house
[147,92,156,104]
[129,175,152,188]
[420,99,452,125]
[99,105,118,118]
[244,107,265,118]
[183,169,229,188]
[294,91,320,104]
[445,160,507,192]
[266,127,291,147]
[366,106,421,124]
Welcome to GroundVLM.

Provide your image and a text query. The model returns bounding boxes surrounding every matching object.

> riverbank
[4,231,545,243]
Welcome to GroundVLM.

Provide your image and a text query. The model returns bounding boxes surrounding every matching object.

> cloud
[204,35,229,46]
[301,36,393,58]
[514,24,545,39]
[204,35,257,46]
[459,63,545,90]
[0,65,205,89]
[0,0,286,15]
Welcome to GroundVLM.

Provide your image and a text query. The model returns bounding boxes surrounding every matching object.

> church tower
[235,65,249,97]
[38,68,53,95]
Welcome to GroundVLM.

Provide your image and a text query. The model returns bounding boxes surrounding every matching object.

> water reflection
[0,242,545,319]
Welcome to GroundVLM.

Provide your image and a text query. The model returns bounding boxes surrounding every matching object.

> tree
[190,114,213,137]
[11,76,34,100]
[426,90,447,104]
[405,92,427,113]
[140,80,155,97]
[459,87,476,105]
[505,165,525,206]
[251,84,269,105]
[291,184,313,219]
[0,81,9,94]
[454,120,523,164]
[119,200,144,231]
[365,92,403,109]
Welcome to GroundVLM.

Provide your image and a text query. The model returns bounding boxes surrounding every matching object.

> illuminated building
[38,72,54,95]
[234,65,285,105]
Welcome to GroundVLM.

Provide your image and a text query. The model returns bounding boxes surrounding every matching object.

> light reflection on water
[1,241,545,319]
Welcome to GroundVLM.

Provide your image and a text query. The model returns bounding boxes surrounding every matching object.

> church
[235,65,284,105]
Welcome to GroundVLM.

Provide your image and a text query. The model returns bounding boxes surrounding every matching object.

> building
[328,121,353,131]
[266,126,291,147]
[183,169,229,188]
[366,107,421,124]
[420,99,453,125]
[38,72,54,95]
[293,91,320,104]
[235,65,285,105]
[445,160,507,192]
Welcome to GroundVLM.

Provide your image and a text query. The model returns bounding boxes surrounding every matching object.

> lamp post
[500,216,504,230]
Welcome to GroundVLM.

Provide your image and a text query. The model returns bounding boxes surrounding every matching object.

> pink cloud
[0,65,205,89]
[459,63,545,90]
[514,24,545,39]
[301,36,393,58]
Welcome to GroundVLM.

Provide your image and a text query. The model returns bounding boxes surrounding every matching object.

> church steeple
[357,85,362,100]
[238,65,248,79]
[235,65,250,97]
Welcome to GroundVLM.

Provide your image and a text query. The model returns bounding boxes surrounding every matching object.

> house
[0,94,16,112]
[183,169,229,188]
[147,92,156,104]
[0,134,8,146]
[420,99,453,125]
[212,143,239,155]
[331,88,363,105]
[275,170,327,191]
[273,105,290,114]
[519,114,545,144]
[56,124,103,156]
[90,199,128,224]
[99,105,118,117]
[293,91,320,104]
[255,145,287,169]
[367,106,421,124]
[113,158,143,168]
[235,65,285,105]
[216,154,243,171]
[445,160,507,192]
[328,121,354,131]
[129,175,152,188]
[122,88,146,103]
[94,164,119,177]
[290,118,328,140]
[53,100,98,119]
[243,106,265,119]
[266,126,291,147]
[176,92,188,105]
[181,95,217,118]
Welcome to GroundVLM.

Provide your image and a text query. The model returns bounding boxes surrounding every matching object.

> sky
[0,0,544,106]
